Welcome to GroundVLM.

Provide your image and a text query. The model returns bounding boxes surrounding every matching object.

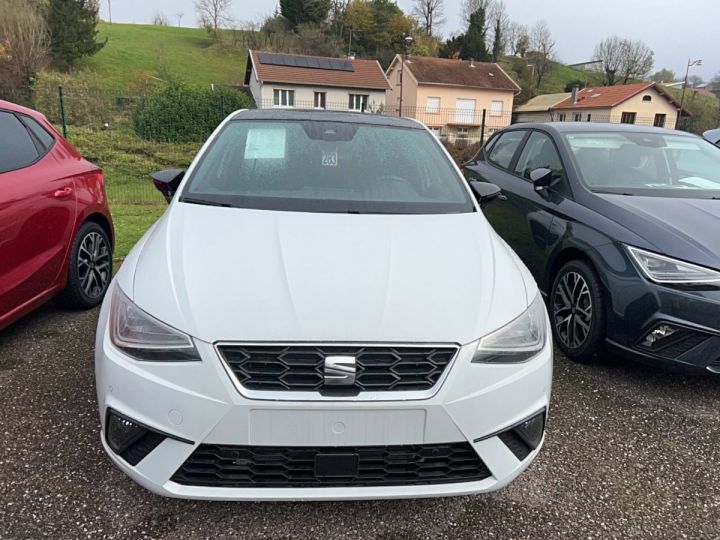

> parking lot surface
[1,303,718,540]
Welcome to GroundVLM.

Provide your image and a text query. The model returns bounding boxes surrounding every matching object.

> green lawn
[79,23,248,92]
[111,204,166,258]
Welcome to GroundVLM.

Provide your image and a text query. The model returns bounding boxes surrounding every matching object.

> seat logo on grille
[323,356,356,386]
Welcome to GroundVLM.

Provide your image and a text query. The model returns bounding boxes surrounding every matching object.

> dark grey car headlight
[627,245,720,285]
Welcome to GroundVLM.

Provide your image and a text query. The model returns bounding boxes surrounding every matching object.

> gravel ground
[1,303,719,540]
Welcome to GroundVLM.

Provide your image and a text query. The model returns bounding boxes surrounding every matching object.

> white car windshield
[565,131,720,198]
[181,119,474,214]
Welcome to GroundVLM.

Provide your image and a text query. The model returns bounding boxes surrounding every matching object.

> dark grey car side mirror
[530,168,554,191]
[151,169,185,203]
[469,181,504,207]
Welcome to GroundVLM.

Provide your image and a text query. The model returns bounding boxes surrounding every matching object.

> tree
[0,0,49,85]
[651,68,676,83]
[486,0,509,59]
[460,0,490,25]
[153,11,169,26]
[708,72,720,97]
[491,17,502,61]
[528,20,554,88]
[280,0,332,29]
[593,36,624,85]
[195,0,233,40]
[346,0,373,35]
[505,22,528,56]
[411,0,445,37]
[687,75,705,88]
[460,7,489,61]
[593,36,653,85]
[46,0,105,71]
[618,39,653,84]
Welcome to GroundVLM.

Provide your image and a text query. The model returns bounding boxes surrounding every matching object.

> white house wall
[255,83,386,112]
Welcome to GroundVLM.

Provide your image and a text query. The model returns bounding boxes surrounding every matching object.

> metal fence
[1,87,696,206]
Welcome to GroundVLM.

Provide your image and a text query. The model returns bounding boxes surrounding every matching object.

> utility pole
[678,58,702,130]
[398,34,413,117]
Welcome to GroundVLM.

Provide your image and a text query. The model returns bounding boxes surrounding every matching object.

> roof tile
[401,56,520,92]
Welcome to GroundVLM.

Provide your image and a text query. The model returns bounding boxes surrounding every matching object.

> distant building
[514,83,691,128]
[515,93,570,123]
[568,60,604,72]
[385,55,521,141]
[244,50,389,112]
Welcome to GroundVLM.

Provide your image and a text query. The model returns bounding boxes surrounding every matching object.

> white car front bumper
[95,297,553,501]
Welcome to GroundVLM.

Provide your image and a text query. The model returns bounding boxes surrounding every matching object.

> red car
[0,100,113,330]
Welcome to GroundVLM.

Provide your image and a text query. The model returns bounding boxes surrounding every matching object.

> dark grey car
[464,122,720,373]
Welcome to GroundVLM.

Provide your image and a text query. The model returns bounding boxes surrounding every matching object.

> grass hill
[78,22,247,92]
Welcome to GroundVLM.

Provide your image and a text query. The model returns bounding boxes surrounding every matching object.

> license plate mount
[314,453,360,478]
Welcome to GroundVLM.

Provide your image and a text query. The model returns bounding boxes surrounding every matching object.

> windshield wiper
[593,190,635,196]
[181,197,232,207]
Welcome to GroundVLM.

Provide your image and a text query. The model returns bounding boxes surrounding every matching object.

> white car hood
[124,203,533,345]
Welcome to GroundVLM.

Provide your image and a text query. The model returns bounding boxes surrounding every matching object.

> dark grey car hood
[596,194,720,269]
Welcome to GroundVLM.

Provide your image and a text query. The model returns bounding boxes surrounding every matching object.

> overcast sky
[100,0,718,80]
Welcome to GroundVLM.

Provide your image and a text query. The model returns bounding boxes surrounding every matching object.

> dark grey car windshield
[181,120,474,214]
[565,131,720,198]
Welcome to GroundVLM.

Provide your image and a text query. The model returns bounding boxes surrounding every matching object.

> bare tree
[505,21,528,56]
[195,0,233,40]
[529,20,554,88]
[486,0,509,60]
[412,0,446,36]
[687,75,705,88]
[0,0,49,85]
[153,11,170,26]
[461,0,491,26]
[619,39,653,84]
[594,36,654,85]
[593,36,624,85]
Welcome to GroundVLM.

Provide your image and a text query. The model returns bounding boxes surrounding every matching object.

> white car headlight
[472,293,548,363]
[626,246,720,285]
[109,287,201,361]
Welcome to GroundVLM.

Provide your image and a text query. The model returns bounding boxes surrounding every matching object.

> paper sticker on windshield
[322,151,338,167]
[245,128,286,159]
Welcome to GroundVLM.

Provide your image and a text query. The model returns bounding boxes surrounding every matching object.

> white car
[95,110,553,501]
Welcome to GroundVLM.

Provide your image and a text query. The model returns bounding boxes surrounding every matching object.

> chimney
[469,58,476,68]
[572,84,580,105]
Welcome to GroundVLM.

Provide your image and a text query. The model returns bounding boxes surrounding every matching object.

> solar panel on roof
[257,52,354,72]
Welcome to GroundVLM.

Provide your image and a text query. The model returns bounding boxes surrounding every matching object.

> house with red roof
[516,82,690,129]
[244,50,390,112]
[385,55,521,141]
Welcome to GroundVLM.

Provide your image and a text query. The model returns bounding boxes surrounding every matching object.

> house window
[587,114,592,122]
[643,95,652,102]
[426,96,440,113]
[490,100,504,116]
[621,112,636,124]
[558,113,566,121]
[314,92,326,110]
[273,89,294,108]
[654,113,666,128]
[349,94,368,112]
[573,113,582,121]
